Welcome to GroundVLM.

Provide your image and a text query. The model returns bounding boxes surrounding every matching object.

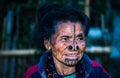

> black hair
[34,4,90,51]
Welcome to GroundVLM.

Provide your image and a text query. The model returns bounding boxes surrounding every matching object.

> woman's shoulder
[91,60,108,73]
[23,64,40,78]
[91,60,102,67]
[90,60,111,78]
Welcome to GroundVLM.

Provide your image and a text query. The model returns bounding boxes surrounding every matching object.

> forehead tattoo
[73,24,76,45]
[74,24,76,40]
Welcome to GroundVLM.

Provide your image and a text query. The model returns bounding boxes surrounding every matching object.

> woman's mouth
[64,53,79,59]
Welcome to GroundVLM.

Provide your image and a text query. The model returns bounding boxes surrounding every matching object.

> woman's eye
[78,37,84,40]
[61,37,68,41]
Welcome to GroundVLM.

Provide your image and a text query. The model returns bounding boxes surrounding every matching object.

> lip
[64,53,79,59]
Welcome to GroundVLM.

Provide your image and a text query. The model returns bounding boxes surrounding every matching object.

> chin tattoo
[65,59,79,66]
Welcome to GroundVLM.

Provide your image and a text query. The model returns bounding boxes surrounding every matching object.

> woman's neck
[53,56,75,75]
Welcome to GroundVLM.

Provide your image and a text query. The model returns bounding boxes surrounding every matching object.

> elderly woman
[24,4,110,78]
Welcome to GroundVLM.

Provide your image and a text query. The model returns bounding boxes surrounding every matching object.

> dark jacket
[24,52,111,78]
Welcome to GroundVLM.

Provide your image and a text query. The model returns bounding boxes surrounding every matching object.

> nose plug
[68,45,79,51]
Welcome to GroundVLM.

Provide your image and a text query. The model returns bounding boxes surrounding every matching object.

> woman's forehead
[52,21,84,37]
[56,21,83,32]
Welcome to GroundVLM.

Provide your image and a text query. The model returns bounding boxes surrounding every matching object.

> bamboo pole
[0,49,36,56]
[1,17,7,50]
[84,0,90,17]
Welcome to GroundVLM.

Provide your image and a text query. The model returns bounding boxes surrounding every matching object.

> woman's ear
[44,39,51,51]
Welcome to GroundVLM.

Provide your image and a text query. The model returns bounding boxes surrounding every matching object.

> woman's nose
[68,45,79,51]
[68,40,79,51]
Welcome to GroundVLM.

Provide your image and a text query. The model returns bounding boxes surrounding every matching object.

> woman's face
[45,21,86,66]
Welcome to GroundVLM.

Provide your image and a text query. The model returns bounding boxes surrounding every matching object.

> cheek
[52,41,68,56]
[55,41,68,50]
[81,42,86,46]
[52,43,66,61]
[63,43,66,46]
[79,42,86,51]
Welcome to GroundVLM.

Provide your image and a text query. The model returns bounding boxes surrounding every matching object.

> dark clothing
[24,52,111,78]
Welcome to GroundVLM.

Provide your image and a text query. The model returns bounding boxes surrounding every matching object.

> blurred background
[0,0,120,78]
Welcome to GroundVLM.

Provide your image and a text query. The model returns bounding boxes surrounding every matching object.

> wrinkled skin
[44,21,86,75]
